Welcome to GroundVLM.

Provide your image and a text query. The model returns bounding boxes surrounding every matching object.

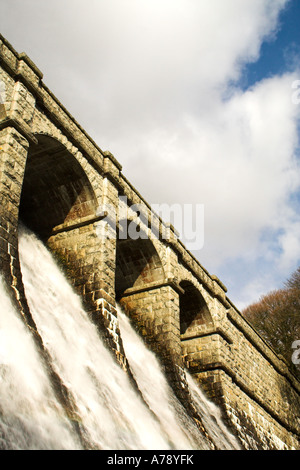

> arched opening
[17,134,124,358]
[179,280,215,371]
[19,135,97,239]
[115,223,184,371]
[115,233,165,302]
[179,280,213,338]
[18,135,106,315]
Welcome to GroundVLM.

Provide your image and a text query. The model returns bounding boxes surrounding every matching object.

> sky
[0,0,299,310]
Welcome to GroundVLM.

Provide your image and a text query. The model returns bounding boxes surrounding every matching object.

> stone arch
[179,280,214,339]
[19,134,98,239]
[115,220,185,378]
[17,133,123,357]
[179,279,217,374]
[115,229,166,301]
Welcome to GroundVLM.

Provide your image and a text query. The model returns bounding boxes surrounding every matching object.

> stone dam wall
[0,35,299,450]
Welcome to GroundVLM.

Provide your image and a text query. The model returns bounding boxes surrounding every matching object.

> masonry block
[0,36,299,450]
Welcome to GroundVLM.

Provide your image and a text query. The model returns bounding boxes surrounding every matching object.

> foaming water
[0,225,240,450]
[117,308,212,449]
[186,375,240,450]
[0,277,80,450]
[18,227,171,450]
[118,309,240,451]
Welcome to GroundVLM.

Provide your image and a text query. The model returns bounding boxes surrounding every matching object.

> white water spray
[118,309,240,451]
[18,227,174,450]
[0,225,240,449]
[0,277,80,450]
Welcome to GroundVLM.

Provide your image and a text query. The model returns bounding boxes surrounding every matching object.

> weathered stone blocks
[0,35,299,449]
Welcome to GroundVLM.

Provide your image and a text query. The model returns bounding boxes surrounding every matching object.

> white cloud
[0,0,299,308]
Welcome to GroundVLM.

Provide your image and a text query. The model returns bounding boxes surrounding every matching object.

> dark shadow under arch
[115,224,165,300]
[19,134,97,240]
[179,280,214,337]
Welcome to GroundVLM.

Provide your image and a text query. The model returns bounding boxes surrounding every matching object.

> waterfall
[0,277,80,450]
[0,225,240,450]
[117,309,240,451]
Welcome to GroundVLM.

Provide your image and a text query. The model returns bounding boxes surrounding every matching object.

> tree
[285,266,300,290]
[242,268,300,380]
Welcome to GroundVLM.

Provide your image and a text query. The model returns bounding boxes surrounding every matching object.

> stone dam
[0,35,300,450]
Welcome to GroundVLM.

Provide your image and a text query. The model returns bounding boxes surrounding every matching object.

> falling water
[186,375,240,450]
[118,309,240,451]
[0,225,240,450]
[117,308,211,450]
[0,277,80,450]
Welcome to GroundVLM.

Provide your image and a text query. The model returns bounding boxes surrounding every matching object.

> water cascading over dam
[0,225,240,450]
[1,35,300,450]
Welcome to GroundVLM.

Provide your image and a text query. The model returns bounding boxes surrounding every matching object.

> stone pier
[0,35,299,449]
